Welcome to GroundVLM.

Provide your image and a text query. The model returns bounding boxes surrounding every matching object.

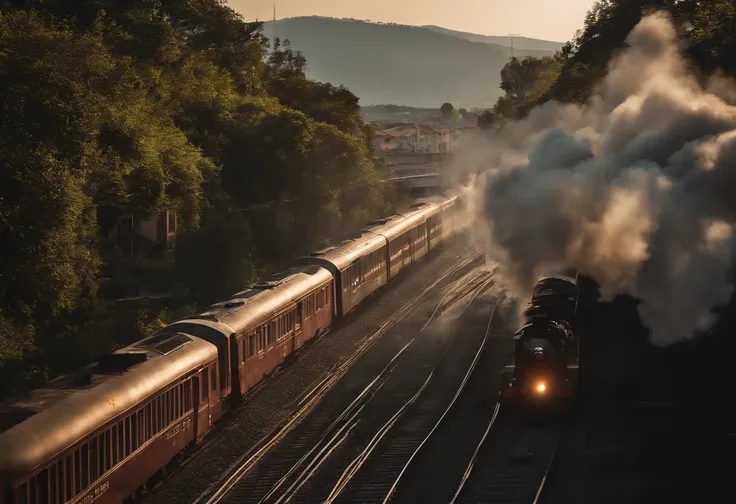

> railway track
[191,246,491,504]
[449,404,563,504]
[268,274,497,504]
[298,289,502,504]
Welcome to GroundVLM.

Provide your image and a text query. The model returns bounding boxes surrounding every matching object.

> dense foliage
[489,0,736,121]
[0,0,401,395]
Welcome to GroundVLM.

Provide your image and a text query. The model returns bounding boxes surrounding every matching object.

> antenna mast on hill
[273,2,277,45]
[508,33,520,59]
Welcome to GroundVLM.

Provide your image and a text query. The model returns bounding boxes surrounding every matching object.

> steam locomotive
[500,269,580,406]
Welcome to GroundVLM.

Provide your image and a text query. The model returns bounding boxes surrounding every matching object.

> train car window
[58,460,64,504]
[98,433,105,476]
[169,390,175,422]
[178,385,183,417]
[138,410,146,446]
[202,371,209,400]
[145,403,153,440]
[14,482,28,504]
[80,442,89,490]
[110,424,118,466]
[90,437,99,482]
[54,462,62,504]
[117,420,125,463]
[37,469,48,504]
[211,368,217,392]
[74,449,82,495]
[65,455,73,501]
[184,380,192,412]
[172,389,177,420]
[163,394,169,428]
[131,413,139,452]
[49,464,57,504]
[104,430,112,473]
[176,386,181,417]
[152,399,158,435]
[123,418,130,457]
[248,334,255,357]
[29,476,36,504]
[171,389,176,422]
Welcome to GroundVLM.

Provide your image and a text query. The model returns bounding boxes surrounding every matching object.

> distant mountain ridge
[421,25,564,52]
[262,16,560,108]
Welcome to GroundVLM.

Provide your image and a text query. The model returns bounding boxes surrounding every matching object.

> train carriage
[297,229,390,317]
[0,333,220,504]
[183,264,335,401]
[369,212,430,280]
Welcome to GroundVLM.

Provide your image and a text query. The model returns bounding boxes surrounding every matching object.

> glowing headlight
[536,382,546,394]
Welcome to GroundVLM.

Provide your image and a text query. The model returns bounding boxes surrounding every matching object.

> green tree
[0,0,401,395]
[440,102,455,118]
[493,56,563,120]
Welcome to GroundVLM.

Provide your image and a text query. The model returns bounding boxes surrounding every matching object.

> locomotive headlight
[535,382,546,394]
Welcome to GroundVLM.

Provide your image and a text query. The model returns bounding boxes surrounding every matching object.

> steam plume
[474,11,736,346]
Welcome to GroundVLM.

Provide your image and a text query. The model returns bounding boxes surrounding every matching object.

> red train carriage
[0,333,220,504]
[152,319,237,406]
[172,264,335,402]
[375,210,430,280]
[414,195,457,249]
[298,199,452,318]
[298,230,389,317]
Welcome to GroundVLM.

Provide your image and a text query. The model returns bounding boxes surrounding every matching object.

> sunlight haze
[238,0,596,42]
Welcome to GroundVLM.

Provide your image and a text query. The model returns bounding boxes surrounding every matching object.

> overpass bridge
[381,166,444,195]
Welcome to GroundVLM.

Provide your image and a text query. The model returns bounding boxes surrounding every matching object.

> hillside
[422,25,564,52]
[263,16,558,108]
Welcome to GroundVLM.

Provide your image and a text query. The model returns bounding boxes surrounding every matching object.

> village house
[374,124,462,154]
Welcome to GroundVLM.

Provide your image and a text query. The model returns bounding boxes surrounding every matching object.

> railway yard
[136,240,715,504]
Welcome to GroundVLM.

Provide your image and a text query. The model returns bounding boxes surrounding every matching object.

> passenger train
[500,269,580,407]
[0,190,469,504]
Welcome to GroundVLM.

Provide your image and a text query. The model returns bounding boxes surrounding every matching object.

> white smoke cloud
[473,11,736,346]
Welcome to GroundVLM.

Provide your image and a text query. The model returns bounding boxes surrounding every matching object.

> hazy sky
[234,0,597,42]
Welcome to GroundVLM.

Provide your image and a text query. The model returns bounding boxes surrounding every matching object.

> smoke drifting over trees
[474,12,736,346]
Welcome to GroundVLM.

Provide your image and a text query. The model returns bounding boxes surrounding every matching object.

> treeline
[483,0,736,123]
[0,1,404,395]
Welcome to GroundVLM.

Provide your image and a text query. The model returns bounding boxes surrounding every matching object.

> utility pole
[273,2,276,46]
[508,33,520,59]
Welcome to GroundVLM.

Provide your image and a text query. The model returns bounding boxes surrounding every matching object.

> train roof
[299,230,388,272]
[370,206,435,242]
[188,263,333,334]
[0,333,217,481]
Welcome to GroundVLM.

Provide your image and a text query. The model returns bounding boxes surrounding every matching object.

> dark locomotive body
[0,188,471,504]
[501,270,580,407]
